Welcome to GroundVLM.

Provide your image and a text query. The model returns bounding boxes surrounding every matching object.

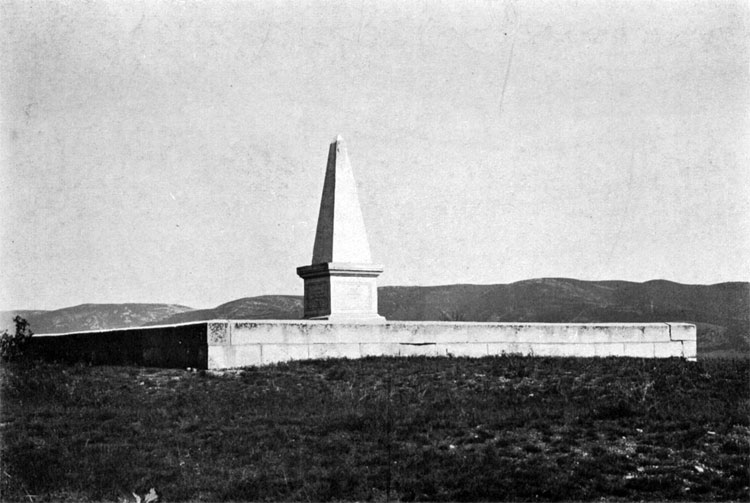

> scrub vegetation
[1,356,748,502]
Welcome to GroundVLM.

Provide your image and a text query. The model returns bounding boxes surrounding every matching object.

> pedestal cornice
[297,262,384,279]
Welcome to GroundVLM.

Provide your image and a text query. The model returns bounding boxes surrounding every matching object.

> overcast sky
[1,0,748,311]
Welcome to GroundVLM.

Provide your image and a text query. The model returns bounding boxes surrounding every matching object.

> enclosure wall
[29,320,696,369]
[207,321,696,368]
[29,323,209,369]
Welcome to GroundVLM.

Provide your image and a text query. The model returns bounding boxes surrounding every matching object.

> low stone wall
[28,320,696,369]
[28,323,208,369]
[207,320,697,368]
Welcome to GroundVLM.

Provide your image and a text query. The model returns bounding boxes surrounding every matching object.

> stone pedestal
[297,135,385,322]
[297,263,384,321]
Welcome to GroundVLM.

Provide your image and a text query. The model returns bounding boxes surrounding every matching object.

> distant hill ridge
[145,296,304,325]
[1,303,193,335]
[2,279,748,358]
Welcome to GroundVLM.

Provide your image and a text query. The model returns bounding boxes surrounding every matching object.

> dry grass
[1,356,748,501]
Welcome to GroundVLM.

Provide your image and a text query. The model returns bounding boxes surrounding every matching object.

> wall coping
[35,320,697,339]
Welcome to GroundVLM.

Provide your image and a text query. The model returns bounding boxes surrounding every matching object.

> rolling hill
[3,279,747,358]
[145,296,304,325]
[0,303,193,335]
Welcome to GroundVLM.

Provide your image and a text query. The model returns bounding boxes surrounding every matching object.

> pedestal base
[307,313,386,323]
[297,262,384,322]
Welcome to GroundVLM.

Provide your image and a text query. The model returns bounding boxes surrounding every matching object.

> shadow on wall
[28,324,208,369]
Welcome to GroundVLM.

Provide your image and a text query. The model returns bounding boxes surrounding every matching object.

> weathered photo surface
[1,1,748,501]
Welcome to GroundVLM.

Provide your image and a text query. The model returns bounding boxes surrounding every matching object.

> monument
[28,136,697,367]
[296,135,385,322]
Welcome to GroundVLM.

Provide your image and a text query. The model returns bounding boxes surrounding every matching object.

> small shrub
[0,316,33,362]
[719,437,750,455]
[592,398,636,420]
[325,362,354,381]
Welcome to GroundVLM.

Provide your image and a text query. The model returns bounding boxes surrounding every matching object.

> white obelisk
[297,135,385,321]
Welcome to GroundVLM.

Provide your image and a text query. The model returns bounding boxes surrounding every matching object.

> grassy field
[1,356,749,502]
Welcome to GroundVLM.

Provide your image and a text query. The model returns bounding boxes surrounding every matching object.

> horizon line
[3,276,748,313]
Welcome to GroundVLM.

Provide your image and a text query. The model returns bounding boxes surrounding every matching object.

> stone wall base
[30,320,697,369]
[207,321,696,368]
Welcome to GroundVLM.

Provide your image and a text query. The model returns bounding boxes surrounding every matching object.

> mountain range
[3,279,747,359]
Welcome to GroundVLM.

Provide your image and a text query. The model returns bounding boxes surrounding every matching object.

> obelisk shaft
[312,136,373,264]
[297,135,384,322]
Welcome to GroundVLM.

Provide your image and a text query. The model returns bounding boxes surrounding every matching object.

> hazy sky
[1,0,748,311]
